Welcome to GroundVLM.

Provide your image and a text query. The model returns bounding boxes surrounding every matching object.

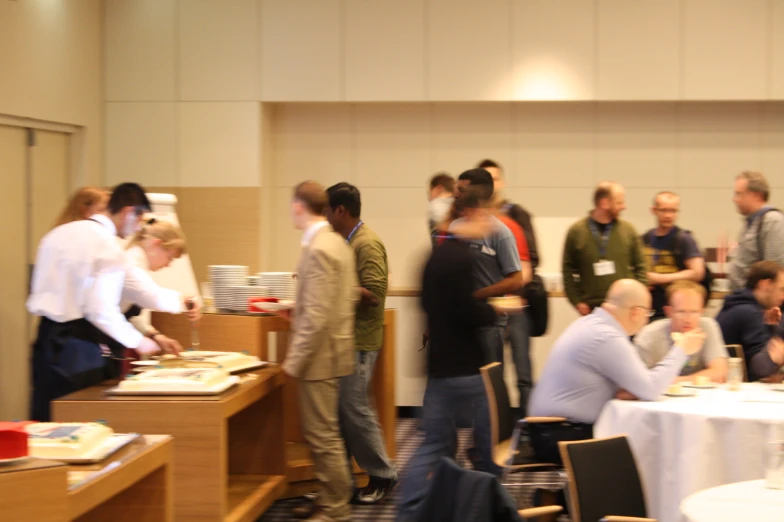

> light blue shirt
[529,307,688,424]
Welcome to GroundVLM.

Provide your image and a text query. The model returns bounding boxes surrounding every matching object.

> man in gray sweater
[729,171,784,291]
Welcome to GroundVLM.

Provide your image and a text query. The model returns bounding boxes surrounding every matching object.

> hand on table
[153,334,183,355]
[764,307,782,325]
[576,303,592,316]
[136,337,162,356]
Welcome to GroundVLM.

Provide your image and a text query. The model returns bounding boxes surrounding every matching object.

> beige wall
[0,0,103,185]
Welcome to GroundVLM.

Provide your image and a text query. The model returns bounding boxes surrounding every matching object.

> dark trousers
[31,318,117,422]
[397,374,500,520]
[507,312,532,417]
[529,422,594,466]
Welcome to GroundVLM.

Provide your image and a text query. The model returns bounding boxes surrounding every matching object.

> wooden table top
[0,456,65,475]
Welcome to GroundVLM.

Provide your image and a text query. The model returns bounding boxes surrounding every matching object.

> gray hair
[738,171,770,202]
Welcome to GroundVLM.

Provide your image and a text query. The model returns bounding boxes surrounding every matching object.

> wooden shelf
[225,474,286,522]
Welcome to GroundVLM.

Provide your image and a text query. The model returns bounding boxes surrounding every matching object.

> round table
[594,383,784,522]
[680,480,784,522]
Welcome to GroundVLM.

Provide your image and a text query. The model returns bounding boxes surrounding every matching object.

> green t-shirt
[349,224,388,351]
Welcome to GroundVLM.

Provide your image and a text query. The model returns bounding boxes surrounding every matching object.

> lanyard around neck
[347,220,363,243]
[589,219,613,259]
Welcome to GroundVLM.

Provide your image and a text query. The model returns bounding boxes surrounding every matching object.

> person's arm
[562,227,582,308]
[649,234,705,285]
[631,228,648,285]
[762,214,784,265]
[355,240,388,307]
[282,247,338,378]
[123,264,183,313]
[675,358,729,383]
[83,246,148,349]
[597,334,688,401]
[474,227,523,299]
[677,319,729,383]
[735,307,781,380]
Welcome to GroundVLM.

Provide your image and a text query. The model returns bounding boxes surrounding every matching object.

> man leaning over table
[716,260,784,382]
[634,280,728,383]
[528,279,704,465]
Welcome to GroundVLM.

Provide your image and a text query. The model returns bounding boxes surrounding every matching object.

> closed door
[0,126,29,421]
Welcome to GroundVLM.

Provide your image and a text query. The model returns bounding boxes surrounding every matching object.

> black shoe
[353,476,398,505]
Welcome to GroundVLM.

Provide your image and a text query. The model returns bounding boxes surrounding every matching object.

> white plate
[251,301,295,312]
[130,360,159,367]
[0,456,29,465]
[106,375,240,396]
[664,391,697,398]
[34,433,141,464]
[682,383,716,389]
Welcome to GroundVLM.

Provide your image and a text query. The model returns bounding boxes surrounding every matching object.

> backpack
[754,208,782,260]
[502,202,548,337]
[643,227,712,305]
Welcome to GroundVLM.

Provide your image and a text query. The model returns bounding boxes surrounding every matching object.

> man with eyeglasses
[528,279,704,464]
[634,280,728,383]
[642,191,707,320]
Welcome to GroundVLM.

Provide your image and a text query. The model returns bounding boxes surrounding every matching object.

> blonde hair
[54,186,109,228]
[666,280,707,303]
[738,171,770,202]
[126,217,187,257]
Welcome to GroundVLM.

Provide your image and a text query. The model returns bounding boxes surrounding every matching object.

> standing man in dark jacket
[716,261,784,381]
[397,188,523,522]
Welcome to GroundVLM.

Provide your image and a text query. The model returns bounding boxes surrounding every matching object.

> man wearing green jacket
[325,183,398,506]
[563,181,647,315]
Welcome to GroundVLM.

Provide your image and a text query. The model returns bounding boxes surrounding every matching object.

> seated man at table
[635,280,729,383]
[528,279,704,464]
[716,260,784,382]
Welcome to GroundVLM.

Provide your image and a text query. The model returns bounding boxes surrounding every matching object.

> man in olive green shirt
[563,182,647,314]
[326,183,398,505]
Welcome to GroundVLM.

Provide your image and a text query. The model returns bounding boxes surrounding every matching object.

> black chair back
[481,362,515,444]
[559,436,648,522]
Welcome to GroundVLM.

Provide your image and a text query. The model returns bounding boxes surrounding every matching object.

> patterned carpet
[258,418,566,521]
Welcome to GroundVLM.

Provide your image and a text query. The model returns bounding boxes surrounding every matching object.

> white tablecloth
[680,480,784,522]
[594,383,784,522]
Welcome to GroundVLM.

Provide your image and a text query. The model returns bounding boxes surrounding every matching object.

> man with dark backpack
[478,159,547,417]
[729,171,784,291]
[642,191,708,320]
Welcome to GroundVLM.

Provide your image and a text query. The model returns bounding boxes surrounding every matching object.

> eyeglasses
[631,305,655,317]
[671,310,702,318]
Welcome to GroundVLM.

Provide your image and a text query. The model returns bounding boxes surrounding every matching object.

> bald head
[605,279,649,308]
[603,279,652,335]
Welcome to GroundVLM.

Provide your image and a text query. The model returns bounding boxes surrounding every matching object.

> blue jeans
[339,350,397,481]
[478,325,505,364]
[397,374,500,521]
[507,312,532,417]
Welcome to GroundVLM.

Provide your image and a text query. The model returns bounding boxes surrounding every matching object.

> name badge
[593,260,616,276]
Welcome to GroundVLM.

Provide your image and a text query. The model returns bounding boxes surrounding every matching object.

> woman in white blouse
[122,217,189,354]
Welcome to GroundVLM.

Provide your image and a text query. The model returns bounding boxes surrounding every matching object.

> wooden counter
[152,309,397,495]
[0,435,173,522]
[53,367,286,522]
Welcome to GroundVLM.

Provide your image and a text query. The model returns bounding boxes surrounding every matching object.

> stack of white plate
[247,275,261,286]
[258,272,297,300]
[228,285,269,311]
[209,265,249,309]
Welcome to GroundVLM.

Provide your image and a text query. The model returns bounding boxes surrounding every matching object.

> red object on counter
[0,422,32,459]
[248,296,278,312]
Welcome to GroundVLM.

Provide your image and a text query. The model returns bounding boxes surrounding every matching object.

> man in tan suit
[284,181,359,522]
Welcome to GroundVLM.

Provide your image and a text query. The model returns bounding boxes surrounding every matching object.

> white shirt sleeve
[83,243,145,349]
[123,265,182,314]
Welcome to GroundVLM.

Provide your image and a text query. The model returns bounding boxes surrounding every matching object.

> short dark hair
[594,181,615,207]
[453,186,482,214]
[746,261,784,290]
[458,168,494,202]
[293,180,328,215]
[108,183,151,215]
[476,159,501,170]
[429,172,454,193]
[326,182,361,218]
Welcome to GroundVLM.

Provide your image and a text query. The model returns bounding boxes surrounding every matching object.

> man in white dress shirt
[28,183,197,421]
